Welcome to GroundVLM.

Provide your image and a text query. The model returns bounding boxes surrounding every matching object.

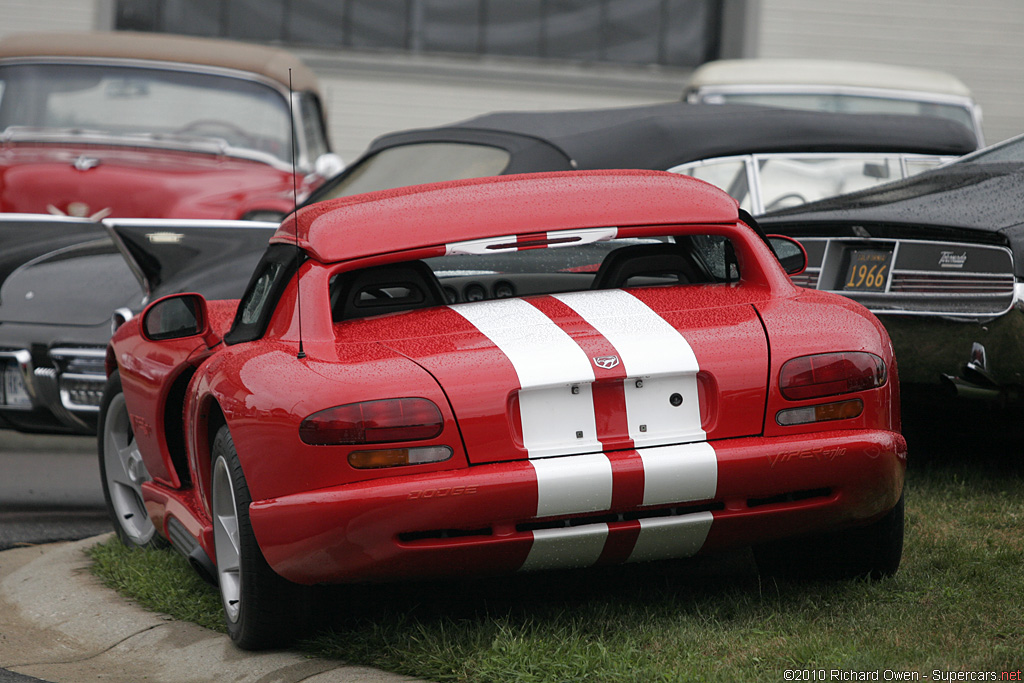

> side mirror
[766,235,807,276]
[142,293,208,342]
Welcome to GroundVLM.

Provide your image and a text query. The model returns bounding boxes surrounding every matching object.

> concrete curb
[0,535,419,683]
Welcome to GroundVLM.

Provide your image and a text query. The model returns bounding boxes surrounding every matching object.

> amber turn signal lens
[348,446,453,469]
[776,399,864,426]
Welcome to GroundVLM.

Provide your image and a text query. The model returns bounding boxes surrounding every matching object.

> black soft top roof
[364,102,979,171]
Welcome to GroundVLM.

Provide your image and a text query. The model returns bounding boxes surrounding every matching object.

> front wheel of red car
[211,424,311,649]
[754,492,904,581]
[98,371,165,549]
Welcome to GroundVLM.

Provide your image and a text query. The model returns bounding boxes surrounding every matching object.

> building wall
[4,0,1022,155]
[757,0,1024,143]
[296,49,686,162]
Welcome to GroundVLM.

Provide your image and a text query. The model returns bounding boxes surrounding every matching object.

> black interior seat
[590,242,705,290]
[332,260,447,321]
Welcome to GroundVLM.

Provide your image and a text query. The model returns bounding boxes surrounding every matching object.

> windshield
[709,92,977,134]
[672,153,953,214]
[318,142,511,200]
[0,63,292,163]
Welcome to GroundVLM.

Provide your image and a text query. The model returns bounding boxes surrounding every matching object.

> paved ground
[0,535,420,683]
[1,431,418,682]
[0,433,108,552]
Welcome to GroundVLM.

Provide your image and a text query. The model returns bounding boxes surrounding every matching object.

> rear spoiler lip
[103,217,279,303]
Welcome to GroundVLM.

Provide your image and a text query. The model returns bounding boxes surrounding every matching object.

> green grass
[89,453,1024,682]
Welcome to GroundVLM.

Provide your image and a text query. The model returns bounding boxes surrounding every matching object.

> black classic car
[760,134,1024,403]
[0,216,274,434]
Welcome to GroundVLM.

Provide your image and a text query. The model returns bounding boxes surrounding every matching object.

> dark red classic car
[0,31,342,221]
[101,171,906,649]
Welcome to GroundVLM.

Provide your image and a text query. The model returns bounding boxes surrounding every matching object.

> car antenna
[289,68,306,359]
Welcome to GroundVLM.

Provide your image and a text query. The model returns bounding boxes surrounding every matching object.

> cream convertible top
[0,31,319,92]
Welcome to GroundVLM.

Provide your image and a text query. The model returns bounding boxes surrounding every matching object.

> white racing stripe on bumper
[525,444,719,570]
[450,298,601,457]
[531,453,613,518]
[628,513,714,563]
[639,442,717,506]
[553,289,705,446]
[521,524,609,572]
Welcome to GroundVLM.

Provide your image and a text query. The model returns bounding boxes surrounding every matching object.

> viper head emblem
[593,355,619,370]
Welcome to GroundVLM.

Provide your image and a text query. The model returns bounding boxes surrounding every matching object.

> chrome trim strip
[889,269,1013,279]
[60,373,107,382]
[0,213,95,224]
[33,367,91,427]
[884,241,900,291]
[49,347,108,359]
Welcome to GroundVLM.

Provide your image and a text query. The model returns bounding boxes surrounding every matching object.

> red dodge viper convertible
[99,170,906,649]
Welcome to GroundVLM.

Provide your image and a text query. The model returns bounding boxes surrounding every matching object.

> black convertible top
[306,102,978,204]
[374,102,976,170]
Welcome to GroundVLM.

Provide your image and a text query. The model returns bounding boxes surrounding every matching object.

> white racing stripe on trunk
[628,512,714,563]
[521,523,609,572]
[450,299,594,387]
[450,299,600,458]
[553,290,706,446]
[531,453,613,518]
[639,442,718,507]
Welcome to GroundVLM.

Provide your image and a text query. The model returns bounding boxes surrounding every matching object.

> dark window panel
[602,0,662,64]
[543,0,602,61]
[421,0,482,54]
[348,0,410,50]
[482,0,543,58]
[286,0,349,46]
[662,0,716,66]
[226,0,286,41]
[113,0,721,67]
[162,0,225,36]
[116,0,161,31]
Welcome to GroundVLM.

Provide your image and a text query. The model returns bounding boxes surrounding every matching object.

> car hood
[763,162,1024,233]
[0,143,295,219]
[337,288,770,465]
[0,237,142,326]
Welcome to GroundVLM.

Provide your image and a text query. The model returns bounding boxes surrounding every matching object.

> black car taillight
[779,352,886,401]
[299,398,443,445]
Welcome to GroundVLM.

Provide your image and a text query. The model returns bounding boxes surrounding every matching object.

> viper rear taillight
[779,352,886,401]
[299,398,443,445]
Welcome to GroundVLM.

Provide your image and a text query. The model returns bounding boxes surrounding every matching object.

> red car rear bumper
[249,429,906,585]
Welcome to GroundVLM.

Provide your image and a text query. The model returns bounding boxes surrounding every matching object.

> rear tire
[211,424,311,649]
[98,371,165,549]
[754,492,904,580]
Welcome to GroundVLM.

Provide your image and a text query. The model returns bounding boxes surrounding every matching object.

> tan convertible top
[0,31,319,92]
[686,59,973,99]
